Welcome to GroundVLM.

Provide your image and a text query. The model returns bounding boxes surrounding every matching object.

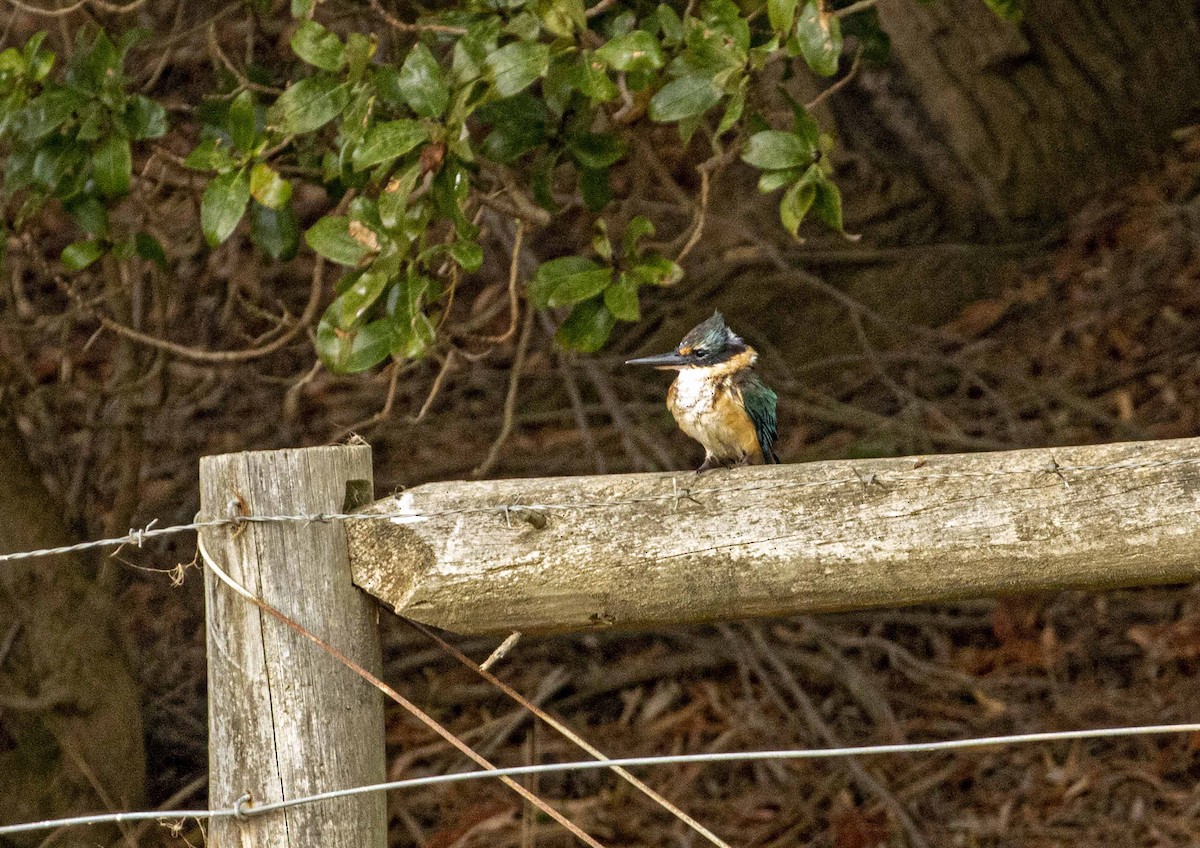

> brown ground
[5,116,1200,847]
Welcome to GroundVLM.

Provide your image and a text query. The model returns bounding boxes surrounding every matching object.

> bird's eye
[692,348,709,359]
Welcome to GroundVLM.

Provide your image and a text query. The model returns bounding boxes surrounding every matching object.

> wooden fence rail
[200,437,1200,846]
[346,437,1200,635]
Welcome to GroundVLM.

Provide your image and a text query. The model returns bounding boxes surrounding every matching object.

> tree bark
[0,418,145,845]
[836,0,1200,239]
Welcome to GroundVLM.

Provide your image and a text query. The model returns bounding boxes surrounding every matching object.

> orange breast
[668,373,763,462]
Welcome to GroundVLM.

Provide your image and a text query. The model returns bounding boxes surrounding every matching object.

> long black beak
[626,351,691,368]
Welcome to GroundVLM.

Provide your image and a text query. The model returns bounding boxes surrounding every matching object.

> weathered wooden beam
[348,438,1200,636]
[200,447,386,848]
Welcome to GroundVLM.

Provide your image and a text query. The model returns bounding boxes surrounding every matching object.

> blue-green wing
[737,373,779,463]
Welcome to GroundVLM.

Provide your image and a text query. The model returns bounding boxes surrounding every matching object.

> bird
[627,311,779,473]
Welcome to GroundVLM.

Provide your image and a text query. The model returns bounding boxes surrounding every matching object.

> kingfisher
[627,311,780,473]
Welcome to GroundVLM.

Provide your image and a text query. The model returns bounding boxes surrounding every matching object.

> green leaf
[579,167,611,212]
[344,33,375,81]
[742,129,816,170]
[396,43,450,118]
[390,310,435,360]
[648,75,722,123]
[19,89,81,142]
[567,132,626,169]
[982,0,1024,21]
[793,108,820,151]
[567,53,620,102]
[351,119,428,171]
[122,94,168,140]
[134,232,167,265]
[65,195,108,237]
[227,90,257,153]
[378,163,422,229]
[93,135,132,197]
[250,201,300,260]
[629,255,683,286]
[485,41,550,98]
[717,85,745,136]
[793,0,843,77]
[249,162,292,209]
[291,0,314,19]
[478,94,551,162]
[448,240,484,272]
[622,216,655,255]
[556,297,615,353]
[540,0,586,37]
[304,215,370,265]
[596,30,665,73]
[291,20,345,72]
[768,0,798,35]
[505,12,542,43]
[184,137,239,172]
[812,174,845,232]
[592,222,613,260]
[838,8,890,64]
[61,239,104,270]
[779,170,817,238]
[267,75,350,134]
[316,312,393,373]
[757,167,803,193]
[529,256,611,307]
[0,46,25,75]
[30,140,76,191]
[201,167,251,246]
[657,4,684,44]
[604,273,639,321]
[331,269,389,328]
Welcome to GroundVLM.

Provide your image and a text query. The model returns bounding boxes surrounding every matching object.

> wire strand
[2,454,1197,564]
[3,722,1198,837]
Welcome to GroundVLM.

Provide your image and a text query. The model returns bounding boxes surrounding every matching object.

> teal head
[624,311,749,371]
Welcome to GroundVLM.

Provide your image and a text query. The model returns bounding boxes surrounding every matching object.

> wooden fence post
[199,446,385,848]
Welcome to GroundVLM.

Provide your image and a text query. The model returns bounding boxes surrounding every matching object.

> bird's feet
[695,456,718,474]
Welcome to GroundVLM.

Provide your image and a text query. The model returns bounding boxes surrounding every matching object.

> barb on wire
[2,454,1198,564]
[3,721,1200,838]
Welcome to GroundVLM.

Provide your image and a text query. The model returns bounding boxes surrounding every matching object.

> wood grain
[347,438,1200,635]
[200,446,385,848]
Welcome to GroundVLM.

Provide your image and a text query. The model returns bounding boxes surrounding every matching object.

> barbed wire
[2,721,1199,837]
[2,453,1197,564]
[4,449,1199,838]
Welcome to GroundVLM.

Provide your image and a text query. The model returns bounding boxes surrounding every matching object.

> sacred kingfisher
[627,311,780,473]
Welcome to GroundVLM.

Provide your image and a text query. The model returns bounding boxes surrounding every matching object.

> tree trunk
[0,417,145,845]
[837,0,1200,240]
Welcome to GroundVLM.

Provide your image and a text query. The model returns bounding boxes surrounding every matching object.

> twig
[676,166,710,263]
[834,0,880,16]
[408,620,735,848]
[473,305,535,478]
[541,310,607,474]
[411,349,457,422]
[336,359,416,438]
[4,0,146,16]
[742,626,932,848]
[483,221,525,344]
[584,0,619,17]
[64,260,324,363]
[480,631,523,671]
[805,45,864,112]
[581,360,661,470]
[366,0,467,35]
[206,21,280,95]
[42,189,358,363]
